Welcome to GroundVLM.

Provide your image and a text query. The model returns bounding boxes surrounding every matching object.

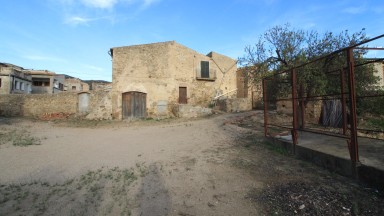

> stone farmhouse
[65,78,90,92]
[109,41,246,119]
[0,63,32,94]
[25,70,65,94]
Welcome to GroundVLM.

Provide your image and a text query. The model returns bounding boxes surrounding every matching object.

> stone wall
[176,104,212,118]
[215,98,252,113]
[0,91,112,120]
[85,90,112,120]
[276,100,321,123]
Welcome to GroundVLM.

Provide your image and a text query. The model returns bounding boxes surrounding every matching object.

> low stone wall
[0,93,77,117]
[0,91,112,120]
[215,98,252,112]
[276,100,321,123]
[176,105,212,118]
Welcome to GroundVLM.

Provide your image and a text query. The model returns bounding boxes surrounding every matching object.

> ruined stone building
[0,63,32,94]
[65,78,90,92]
[88,81,112,91]
[25,70,65,94]
[110,41,240,119]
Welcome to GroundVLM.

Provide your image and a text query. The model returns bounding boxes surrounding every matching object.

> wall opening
[78,92,90,114]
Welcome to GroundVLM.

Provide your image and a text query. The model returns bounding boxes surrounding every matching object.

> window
[32,78,50,86]
[20,82,24,91]
[0,78,2,88]
[72,86,76,90]
[201,61,210,78]
[15,81,19,90]
[197,61,216,81]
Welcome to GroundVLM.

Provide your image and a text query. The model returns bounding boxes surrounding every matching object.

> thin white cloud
[64,15,114,26]
[58,0,162,26]
[65,16,92,25]
[343,6,366,14]
[81,0,117,9]
[76,0,159,9]
[142,0,160,7]
[82,64,104,71]
[23,55,67,62]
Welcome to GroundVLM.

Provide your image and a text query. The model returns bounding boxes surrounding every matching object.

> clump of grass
[0,166,142,216]
[367,118,384,130]
[264,141,289,155]
[0,129,41,146]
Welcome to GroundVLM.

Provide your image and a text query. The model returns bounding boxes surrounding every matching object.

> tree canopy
[239,23,379,105]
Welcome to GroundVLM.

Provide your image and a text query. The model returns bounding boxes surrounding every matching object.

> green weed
[0,128,41,146]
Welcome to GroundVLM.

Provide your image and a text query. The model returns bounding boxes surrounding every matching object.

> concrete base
[266,137,384,191]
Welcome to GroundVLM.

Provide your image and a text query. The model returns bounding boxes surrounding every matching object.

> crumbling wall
[0,92,77,117]
[215,98,252,113]
[176,104,212,118]
[276,100,321,122]
[0,91,112,120]
[85,90,112,120]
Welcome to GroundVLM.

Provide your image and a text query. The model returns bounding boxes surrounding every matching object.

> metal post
[346,48,359,163]
[263,78,269,137]
[291,69,298,145]
[340,68,347,135]
[300,83,305,129]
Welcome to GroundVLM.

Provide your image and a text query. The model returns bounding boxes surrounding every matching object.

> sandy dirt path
[0,112,262,215]
[1,111,383,216]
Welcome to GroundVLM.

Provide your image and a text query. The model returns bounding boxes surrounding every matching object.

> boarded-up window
[78,92,90,113]
[201,61,209,78]
[179,87,187,104]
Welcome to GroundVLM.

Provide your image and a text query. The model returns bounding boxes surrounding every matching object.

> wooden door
[179,87,187,104]
[122,92,146,119]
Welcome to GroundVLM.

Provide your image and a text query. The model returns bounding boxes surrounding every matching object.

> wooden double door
[122,92,147,119]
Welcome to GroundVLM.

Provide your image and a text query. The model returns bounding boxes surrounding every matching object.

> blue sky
[1,0,383,81]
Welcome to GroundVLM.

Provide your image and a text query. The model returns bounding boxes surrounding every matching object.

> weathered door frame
[122,91,147,119]
[179,87,187,104]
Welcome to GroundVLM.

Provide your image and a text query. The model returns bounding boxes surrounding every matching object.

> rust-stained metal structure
[263,34,384,164]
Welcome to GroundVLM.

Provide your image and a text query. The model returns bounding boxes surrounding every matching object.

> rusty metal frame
[346,48,359,162]
[262,34,384,163]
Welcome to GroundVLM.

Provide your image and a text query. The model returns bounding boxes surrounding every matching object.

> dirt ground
[0,111,383,216]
